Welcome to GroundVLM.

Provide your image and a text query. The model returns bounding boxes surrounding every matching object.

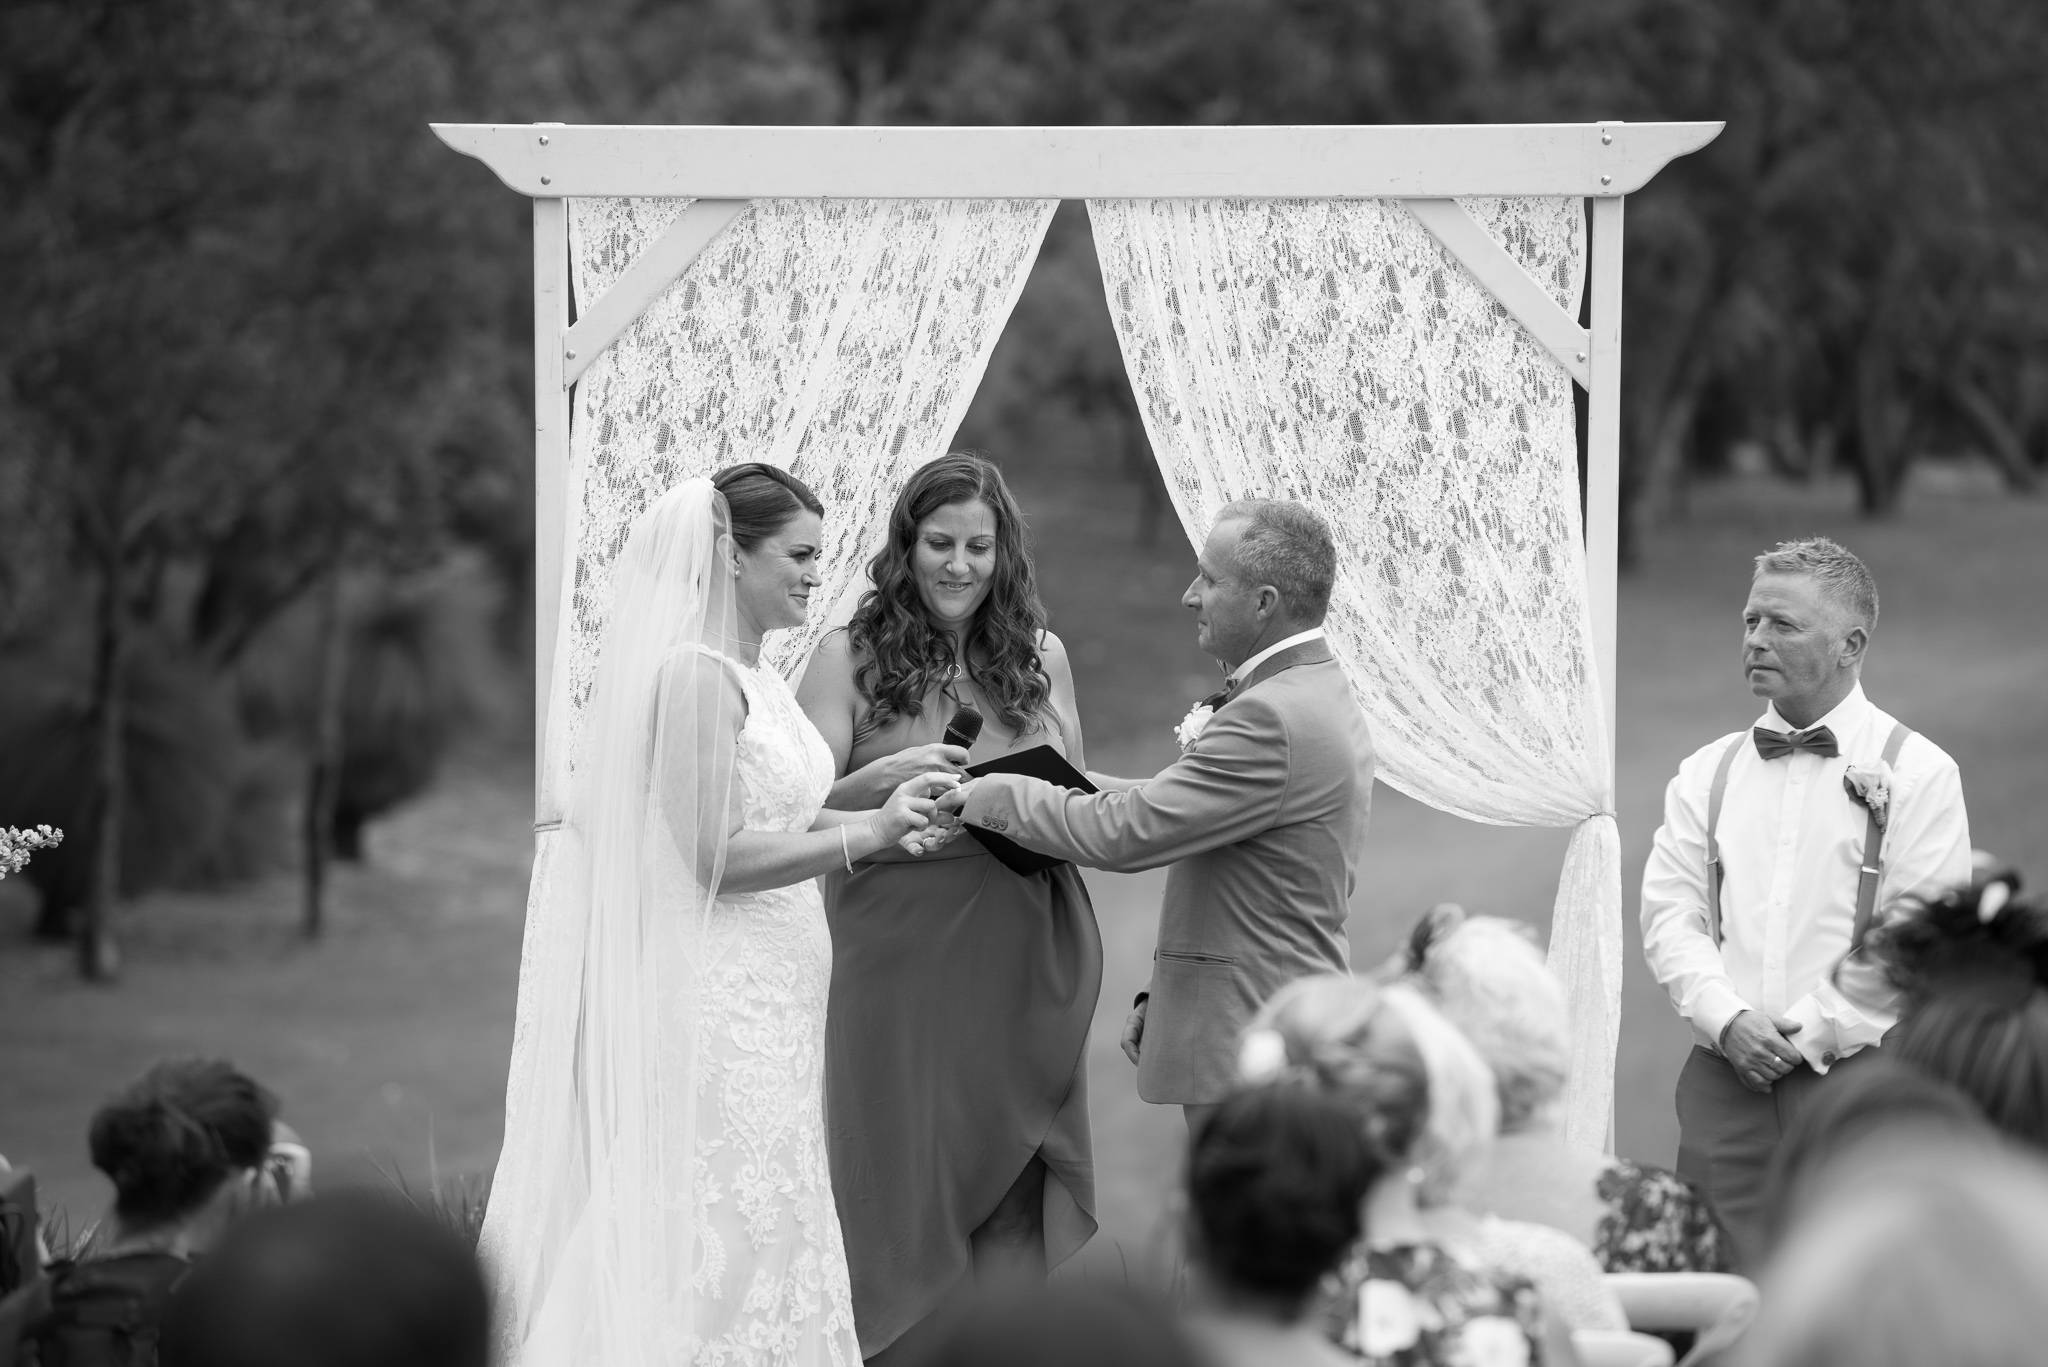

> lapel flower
[1843,761,1895,830]
[1175,692,1226,752]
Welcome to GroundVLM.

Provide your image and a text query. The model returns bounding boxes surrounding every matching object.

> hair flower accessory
[1843,760,1895,829]
[1237,1028,1290,1082]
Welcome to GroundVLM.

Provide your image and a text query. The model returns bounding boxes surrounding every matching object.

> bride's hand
[875,771,959,846]
[870,743,971,790]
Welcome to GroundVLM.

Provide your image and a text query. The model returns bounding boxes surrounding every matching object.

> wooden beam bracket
[1400,197,1591,389]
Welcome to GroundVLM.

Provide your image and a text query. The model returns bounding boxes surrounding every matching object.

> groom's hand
[935,778,979,818]
[1120,997,1147,1066]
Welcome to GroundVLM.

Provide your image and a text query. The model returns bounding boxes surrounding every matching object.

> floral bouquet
[0,825,62,881]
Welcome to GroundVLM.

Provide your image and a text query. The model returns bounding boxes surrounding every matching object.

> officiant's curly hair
[848,452,1051,738]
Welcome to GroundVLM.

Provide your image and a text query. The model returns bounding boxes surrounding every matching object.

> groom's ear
[1254,584,1284,621]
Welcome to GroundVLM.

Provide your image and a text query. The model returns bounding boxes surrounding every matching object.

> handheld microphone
[942,704,984,753]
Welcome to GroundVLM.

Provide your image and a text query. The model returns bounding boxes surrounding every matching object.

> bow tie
[1753,725,1840,761]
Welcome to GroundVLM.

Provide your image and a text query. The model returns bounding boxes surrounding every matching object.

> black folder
[963,745,1098,876]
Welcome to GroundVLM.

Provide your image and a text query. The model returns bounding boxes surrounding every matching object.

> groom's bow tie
[1753,725,1839,761]
[1202,688,1230,710]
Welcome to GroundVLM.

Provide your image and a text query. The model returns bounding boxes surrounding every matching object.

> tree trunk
[1853,343,1912,516]
[1945,375,2037,493]
[80,537,125,982]
[301,568,350,938]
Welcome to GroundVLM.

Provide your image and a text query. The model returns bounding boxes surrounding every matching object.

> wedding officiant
[797,453,1101,1364]
[1641,537,1971,1268]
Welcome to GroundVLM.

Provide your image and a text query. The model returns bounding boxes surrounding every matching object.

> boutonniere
[1175,691,1228,752]
[1843,761,1895,830]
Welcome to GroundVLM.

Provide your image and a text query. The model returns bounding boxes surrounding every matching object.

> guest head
[849,451,1051,736]
[1761,1055,1992,1251]
[708,463,826,636]
[1398,909,1570,1137]
[910,1284,1201,1367]
[1245,973,1497,1206]
[160,1190,488,1367]
[1736,1148,2048,1367]
[1184,1082,1379,1321]
[1867,871,2048,1149]
[1185,499,1336,671]
[1744,537,1878,724]
[88,1057,277,1253]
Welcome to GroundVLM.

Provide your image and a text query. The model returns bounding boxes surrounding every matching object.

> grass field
[4,461,2044,1274]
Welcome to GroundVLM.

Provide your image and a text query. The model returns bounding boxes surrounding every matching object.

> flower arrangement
[0,825,62,881]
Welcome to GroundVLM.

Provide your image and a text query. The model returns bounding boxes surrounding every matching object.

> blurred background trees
[2,0,2044,975]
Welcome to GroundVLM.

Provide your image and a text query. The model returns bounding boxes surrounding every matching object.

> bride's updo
[711,463,823,548]
[846,452,1051,737]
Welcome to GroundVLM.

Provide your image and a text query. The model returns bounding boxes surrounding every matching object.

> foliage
[1,0,2043,956]
[0,825,61,881]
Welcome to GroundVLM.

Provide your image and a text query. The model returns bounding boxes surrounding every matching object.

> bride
[481,465,956,1367]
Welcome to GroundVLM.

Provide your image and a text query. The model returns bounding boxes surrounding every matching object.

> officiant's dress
[823,698,1101,1357]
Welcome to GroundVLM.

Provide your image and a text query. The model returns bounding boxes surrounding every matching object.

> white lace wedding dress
[665,655,860,1365]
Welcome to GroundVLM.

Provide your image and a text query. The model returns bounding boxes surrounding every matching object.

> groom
[938,499,1375,1127]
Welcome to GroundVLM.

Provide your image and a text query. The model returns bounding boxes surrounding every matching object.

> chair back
[1573,1329,1676,1367]
[1605,1272,1760,1367]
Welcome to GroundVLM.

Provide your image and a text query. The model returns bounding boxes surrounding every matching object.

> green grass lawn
[4,463,2043,1275]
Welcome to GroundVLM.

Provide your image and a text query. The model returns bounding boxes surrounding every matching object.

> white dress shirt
[1225,628,1326,689]
[1640,684,1971,1072]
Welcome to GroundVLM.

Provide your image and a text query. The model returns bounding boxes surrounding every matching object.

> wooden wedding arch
[434,120,1723,1133]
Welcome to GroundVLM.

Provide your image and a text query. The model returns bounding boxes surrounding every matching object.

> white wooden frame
[432,121,1721,813]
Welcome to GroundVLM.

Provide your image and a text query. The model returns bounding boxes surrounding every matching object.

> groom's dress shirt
[1224,628,1325,689]
[1641,684,1970,1073]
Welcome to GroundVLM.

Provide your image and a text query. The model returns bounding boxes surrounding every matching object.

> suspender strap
[1703,735,1744,947]
[1849,722,1915,951]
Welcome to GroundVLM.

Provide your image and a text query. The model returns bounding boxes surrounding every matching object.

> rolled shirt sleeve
[1640,744,1754,1051]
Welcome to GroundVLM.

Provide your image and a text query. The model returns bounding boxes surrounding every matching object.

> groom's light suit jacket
[959,640,1374,1105]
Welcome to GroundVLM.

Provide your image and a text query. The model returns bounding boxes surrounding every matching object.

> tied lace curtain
[483,195,1053,1361]
[1090,197,1620,1146]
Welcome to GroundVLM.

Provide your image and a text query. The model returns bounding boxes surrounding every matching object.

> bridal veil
[480,478,743,1366]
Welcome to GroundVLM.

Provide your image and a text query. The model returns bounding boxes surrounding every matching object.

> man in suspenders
[1640,537,1971,1267]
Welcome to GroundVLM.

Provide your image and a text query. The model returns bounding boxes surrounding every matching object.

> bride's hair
[711,463,822,549]
[846,452,1050,738]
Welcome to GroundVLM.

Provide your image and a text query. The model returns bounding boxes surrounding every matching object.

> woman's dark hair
[1186,1082,1380,1306]
[1761,1056,1990,1250]
[710,463,823,551]
[1869,871,2048,1148]
[161,1191,489,1367]
[89,1057,277,1229]
[846,452,1050,737]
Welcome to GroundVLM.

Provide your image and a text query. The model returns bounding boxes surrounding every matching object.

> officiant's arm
[959,697,1289,873]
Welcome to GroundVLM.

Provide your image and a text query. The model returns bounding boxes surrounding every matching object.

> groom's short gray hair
[1218,499,1336,624]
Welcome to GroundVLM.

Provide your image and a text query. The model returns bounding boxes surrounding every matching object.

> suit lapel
[1224,639,1334,705]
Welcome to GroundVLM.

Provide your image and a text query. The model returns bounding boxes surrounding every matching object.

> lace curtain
[538,196,1057,821]
[1089,197,1619,1146]
[485,197,1053,1358]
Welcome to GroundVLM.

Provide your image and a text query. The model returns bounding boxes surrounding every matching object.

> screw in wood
[1600,175,1611,185]
[541,175,552,185]
[539,135,550,145]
